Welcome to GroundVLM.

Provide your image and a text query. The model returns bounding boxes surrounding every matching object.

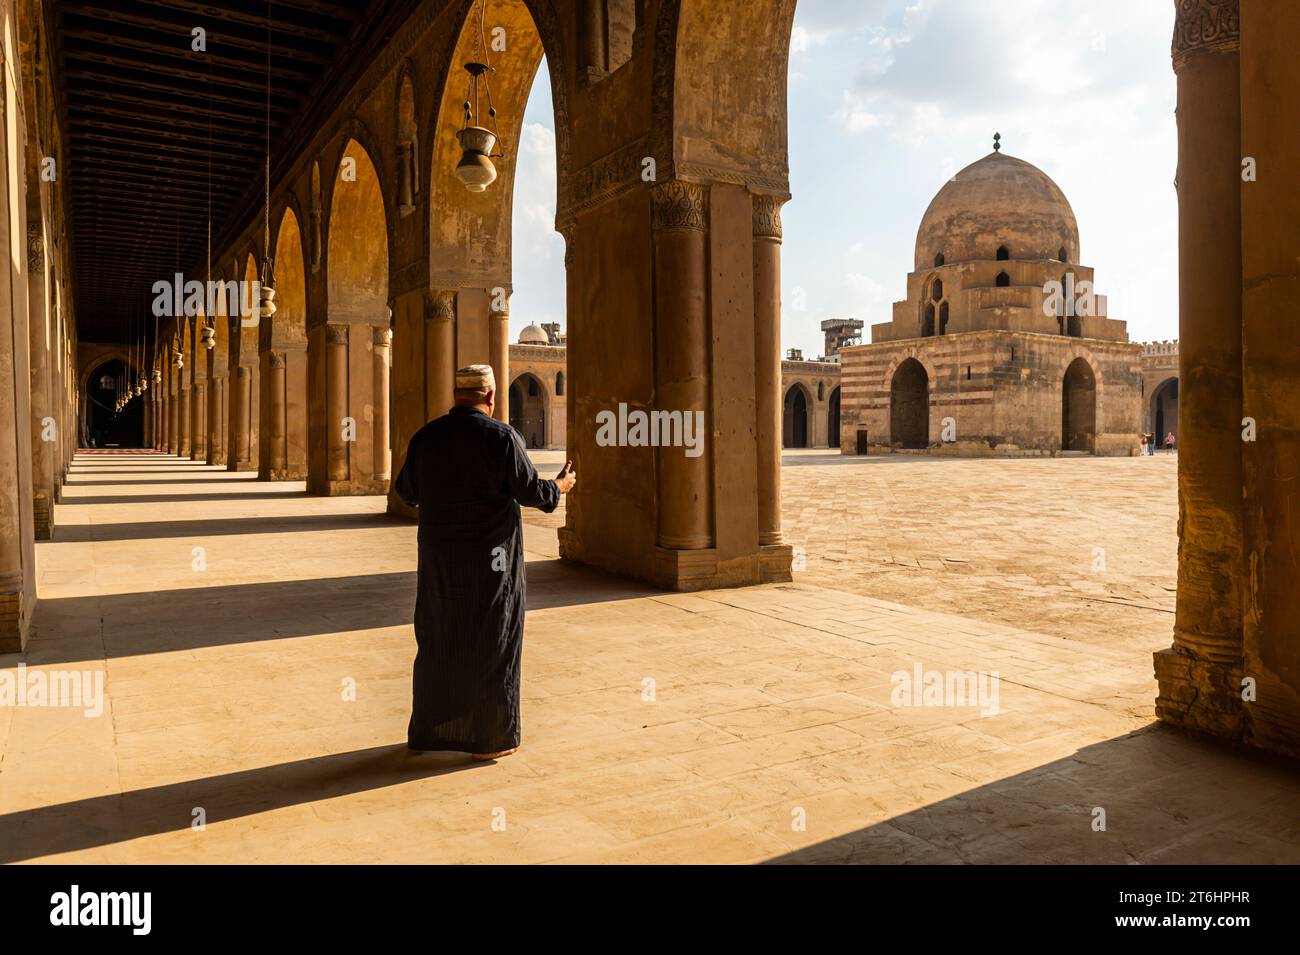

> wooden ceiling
[50,0,420,343]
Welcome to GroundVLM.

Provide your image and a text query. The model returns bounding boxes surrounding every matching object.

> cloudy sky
[509,0,1179,359]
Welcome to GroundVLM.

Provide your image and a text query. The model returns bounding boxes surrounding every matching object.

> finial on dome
[993,132,1001,152]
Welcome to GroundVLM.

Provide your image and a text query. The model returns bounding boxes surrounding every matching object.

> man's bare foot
[471,747,518,761]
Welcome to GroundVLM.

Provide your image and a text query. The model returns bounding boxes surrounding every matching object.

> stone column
[190,381,207,461]
[1155,0,1245,735]
[1237,0,1300,755]
[27,225,54,539]
[752,195,784,547]
[326,323,349,482]
[651,180,713,552]
[488,294,509,424]
[168,366,179,455]
[232,365,253,469]
[159,370,169,451]
[372,326,392,481]
[207,376,226,466]
[266,352,287,478]
[427,290,455,418]
[154,369,164,450]
[178,382,191,457]
[0,196,34,653]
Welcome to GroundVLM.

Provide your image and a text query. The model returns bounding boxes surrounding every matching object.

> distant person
[1139,434,1148,456]
[1165,431,1176,453]
[395,364,576,761]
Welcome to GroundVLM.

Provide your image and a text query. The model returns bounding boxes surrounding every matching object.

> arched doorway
[1151,377,1178,446]
[1062,357,1097,452]
[319,136,391,494]
[509,373,548,448]
[783,384,809,448]
[84,359,144,448]
[890,358,928,449]
[827,385,841,449]
[262,205,309,480]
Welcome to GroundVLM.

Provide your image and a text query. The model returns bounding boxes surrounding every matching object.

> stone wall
[839,330,1141,456]
[780,358,840,449]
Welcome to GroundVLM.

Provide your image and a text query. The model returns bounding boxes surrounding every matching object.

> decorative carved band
[372,326,392,346]
[651,180,707,234]
[27,226,44,273]
[324,324,349,345]
[558,136,651,230]
[1172,0,1240,71]
[426,289,455,322]
[559,225,576,269]
[752,195,784,240]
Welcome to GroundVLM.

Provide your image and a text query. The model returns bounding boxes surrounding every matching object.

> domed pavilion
[839,141,1141,456]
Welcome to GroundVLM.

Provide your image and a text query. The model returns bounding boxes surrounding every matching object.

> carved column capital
[372,326,392,346]
[1172,0,1240,72]
[27,226,44,273]
[651,180,707,233]
[324,323,349,345]
[268,352,286,369]
[560,225,576,269]
[752,195,785,241]
[425,289,455,322]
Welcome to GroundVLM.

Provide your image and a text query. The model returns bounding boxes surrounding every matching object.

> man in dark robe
[395,363,576,760]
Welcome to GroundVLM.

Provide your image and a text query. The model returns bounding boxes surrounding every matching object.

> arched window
[939,301,949,335]
[817,381,825,401]
[922,303,935,337]
[931,278,943,301]
[1058,246,1068,263]
[933,252,945,267]
[995,271,1010,288]
[555,371,565,396]
[996,245,1010,261]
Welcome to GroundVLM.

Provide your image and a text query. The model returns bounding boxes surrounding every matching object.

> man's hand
[556,460,577,494]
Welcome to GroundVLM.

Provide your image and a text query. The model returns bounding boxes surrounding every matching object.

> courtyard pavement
[1,450,1297,864]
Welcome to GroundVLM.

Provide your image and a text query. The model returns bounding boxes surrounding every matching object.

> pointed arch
[782,381,811,448]
[328,138,389,323]
[890,357,929,450]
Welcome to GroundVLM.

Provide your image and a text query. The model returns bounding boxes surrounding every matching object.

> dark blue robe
[395,405,559,753]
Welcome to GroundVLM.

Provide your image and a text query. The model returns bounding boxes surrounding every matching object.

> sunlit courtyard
[3,451,1296,864]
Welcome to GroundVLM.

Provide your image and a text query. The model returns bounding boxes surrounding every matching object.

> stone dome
[517,323,549,345]
[913,151,1079,270]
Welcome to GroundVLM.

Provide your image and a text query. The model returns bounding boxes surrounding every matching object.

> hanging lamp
[455,0,503,192]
